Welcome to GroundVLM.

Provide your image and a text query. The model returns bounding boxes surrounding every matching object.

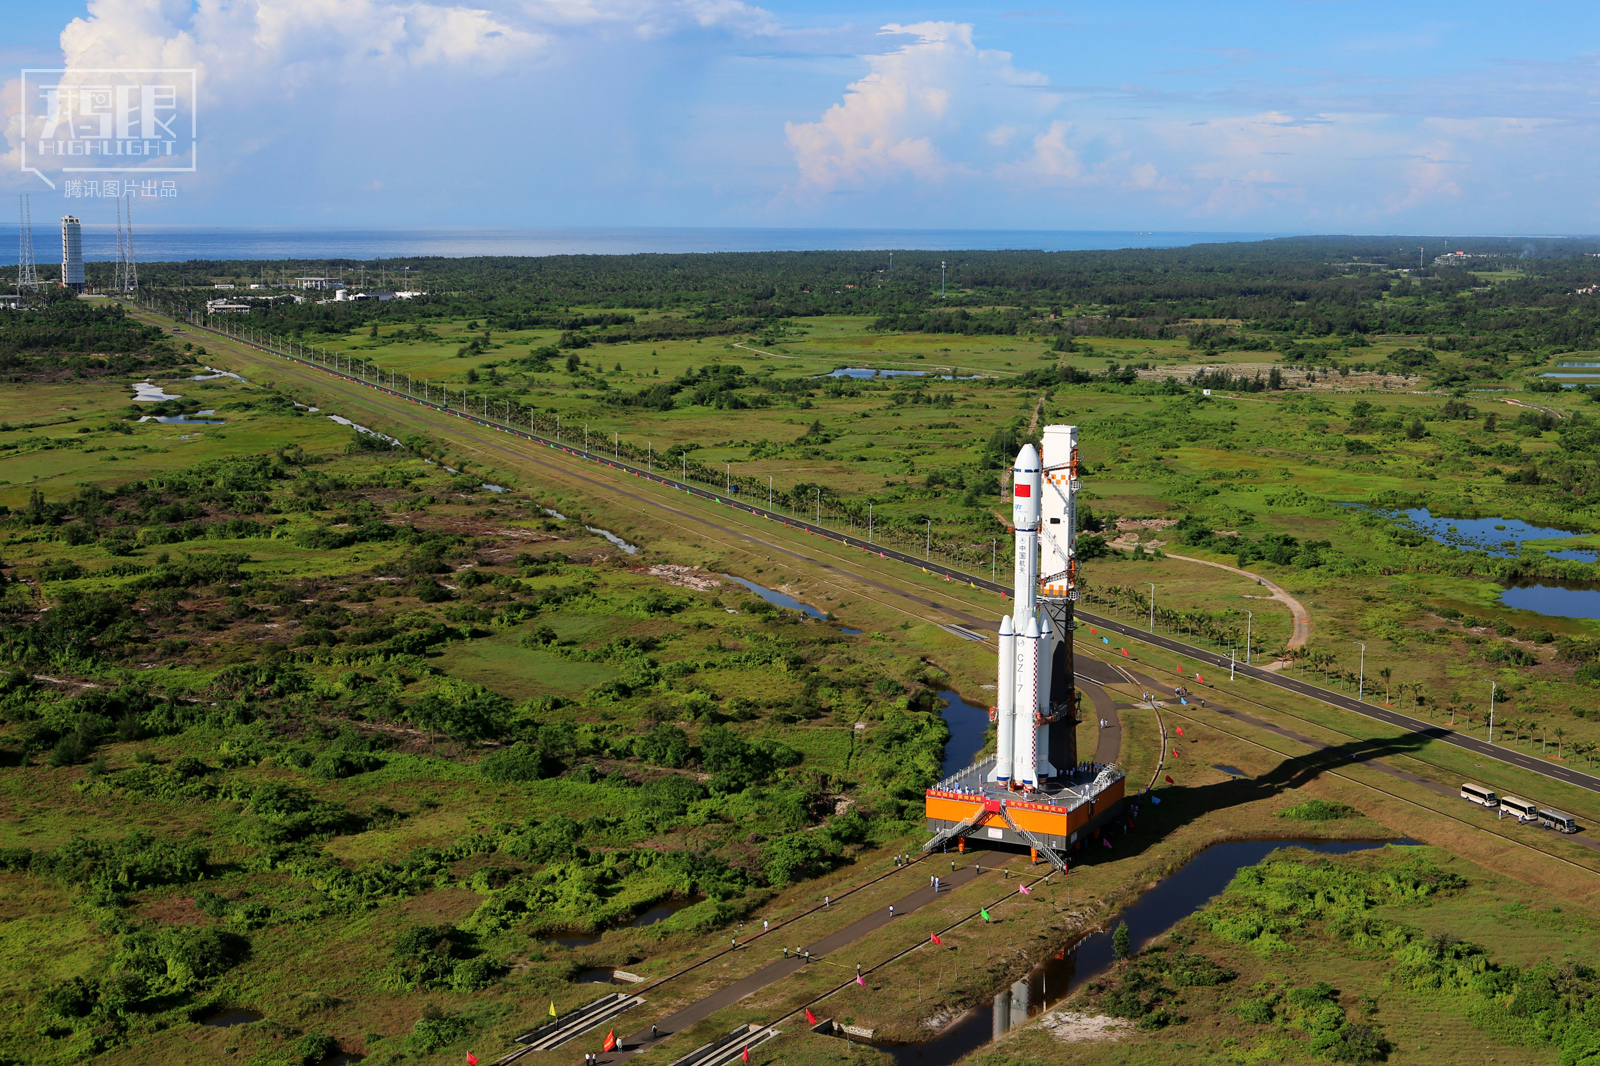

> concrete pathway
[593,866,986,1062]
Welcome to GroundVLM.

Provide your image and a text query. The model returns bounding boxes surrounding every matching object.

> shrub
[1279,799,1356,822]
[478,741,558,783]
[409,1007,471,1053]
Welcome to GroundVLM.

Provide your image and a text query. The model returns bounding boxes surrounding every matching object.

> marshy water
[847,837,1415,1065]
[722,573,862,633]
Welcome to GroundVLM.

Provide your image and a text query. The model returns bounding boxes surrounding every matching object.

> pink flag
[1018,883,1031,895]
[1102,838,1113,850]
[856,973,866,986]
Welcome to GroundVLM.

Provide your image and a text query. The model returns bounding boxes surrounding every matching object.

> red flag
[742,1047,750,1063]
[1120,648,1129,657]
[805,1008,818,1025]
[1089,627,1097,634]
[467,1056,478,1066]
[603,1030,618,1052]
[1196,673,1204,683]
[1164,775,1174,784]
[930,933,943,945]
[1175,726,1184,736]
[1171,748,1180,758]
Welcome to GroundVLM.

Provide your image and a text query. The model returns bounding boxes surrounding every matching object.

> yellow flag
[549,1001,558,1018]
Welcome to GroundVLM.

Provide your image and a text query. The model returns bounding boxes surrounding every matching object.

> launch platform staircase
[496,991,645,1063]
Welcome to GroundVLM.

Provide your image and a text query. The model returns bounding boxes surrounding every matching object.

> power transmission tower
[113,196,127,294]
[17,195,39,290]
[123,195,138,294]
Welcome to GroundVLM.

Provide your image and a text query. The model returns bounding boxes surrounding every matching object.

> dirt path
[1160,553,1311,661]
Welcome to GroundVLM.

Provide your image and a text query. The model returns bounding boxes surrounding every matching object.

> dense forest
[96,235,1600,358]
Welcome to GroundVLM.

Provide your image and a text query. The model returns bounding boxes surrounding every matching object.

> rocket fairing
[1011,444,1041,620]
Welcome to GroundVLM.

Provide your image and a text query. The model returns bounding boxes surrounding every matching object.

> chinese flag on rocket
[1014,483,1031,496]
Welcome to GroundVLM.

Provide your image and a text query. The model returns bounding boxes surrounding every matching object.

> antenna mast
[17,195,39,290]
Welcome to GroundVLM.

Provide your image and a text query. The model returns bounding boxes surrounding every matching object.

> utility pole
[940,260,947,299]
[1484,678,1497,741]
[1353,642,1366,701]
[925,519,932,561]
[1144,582,1156,633]
[1243,609,1253,665]
[769,475,774,509]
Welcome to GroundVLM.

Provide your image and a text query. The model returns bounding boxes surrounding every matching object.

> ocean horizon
[0,225,1285,267]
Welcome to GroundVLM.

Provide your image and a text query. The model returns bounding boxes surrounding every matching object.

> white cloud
[783,22,1048,194]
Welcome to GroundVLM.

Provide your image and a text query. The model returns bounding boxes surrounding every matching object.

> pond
[131,381,182,401]
[190,367,248,382]
[859,838,1413,1065]
[722,574,862,633]
[1395,508,1597,561]
[1500,584,1600,620]
[631,896,703,927]
[585,526,639,554]
[199,1008,264,1028]
[938,691,991,779]
[824,368,929,378]
[326,414,402,445]
[139,409,225,426]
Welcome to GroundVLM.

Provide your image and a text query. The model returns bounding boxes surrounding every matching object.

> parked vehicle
[1500,795,1539,821]
[1460,782,1498,807]
[1538,808,1579,834]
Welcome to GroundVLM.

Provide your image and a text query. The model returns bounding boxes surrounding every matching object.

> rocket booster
[1035,612,1056,778]
[990,615,1015,784]
[1013,613,1041,787]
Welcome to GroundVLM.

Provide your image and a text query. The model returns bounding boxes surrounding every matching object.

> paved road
[164,311,1600,803]
[598,866,986,1061]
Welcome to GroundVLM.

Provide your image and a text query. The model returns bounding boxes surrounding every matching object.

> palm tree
[1379,667,1393,704]
[1554,726,1566,759]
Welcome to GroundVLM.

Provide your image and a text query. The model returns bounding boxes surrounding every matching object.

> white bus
[1460,782,1498,807]
[1538,808,1579,834]
[1500,795,1539,821]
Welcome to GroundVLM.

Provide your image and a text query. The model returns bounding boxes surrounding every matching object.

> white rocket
[991,433,1077,790]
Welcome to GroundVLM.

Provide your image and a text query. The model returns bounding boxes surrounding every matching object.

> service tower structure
[924,425,1124,870]
[60,216,84,293]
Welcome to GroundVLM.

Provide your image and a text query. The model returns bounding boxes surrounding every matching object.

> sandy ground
[1039,1009,1130,1042]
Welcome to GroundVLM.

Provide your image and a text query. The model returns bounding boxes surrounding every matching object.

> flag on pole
[1175,726,1184,736]
[980,908,991,922]
[1179,698,1188,705]
[1165,775,1174,784]
[1102,637,1110,644]
[467,1055,478,1066]
[930,933,943,946]
[1103,838,1113,850]
[1171,748,1180,758]
[1018,883,1031,895]
[549,1002,558,1018]
[1196,672,1204,682]
[742,1046,750,1063]
[857,973,866,986]
[1121,648,1129,657]
[1151,795,1161,804]
[603,1030,618,1052]
[805,1008,818,1025]
[1089,627,1097,634]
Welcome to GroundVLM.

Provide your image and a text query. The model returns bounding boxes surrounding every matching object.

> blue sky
[4,0,1599,233]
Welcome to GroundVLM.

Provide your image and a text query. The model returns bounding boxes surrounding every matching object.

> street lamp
[647,441,652,472]
[682,455,688,484]
[1353,642,1366,701]
[1483,678,1497,742]
[1144,582,1155,633]
[816,488,821,525]
[925,519,932,560]
[868,503,873,542]
[768,475,774,509]
[992,537,997,580]
[725,463,731,493]
[1243,609,1253,665]
[583,422,589,455]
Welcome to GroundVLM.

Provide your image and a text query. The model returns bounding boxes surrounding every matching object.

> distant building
[214,283,236,289]
[61,216,84,292]
[205,299,251,313]
[296,276,343,290]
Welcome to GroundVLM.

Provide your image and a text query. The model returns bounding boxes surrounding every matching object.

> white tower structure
[61,216,85,292]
